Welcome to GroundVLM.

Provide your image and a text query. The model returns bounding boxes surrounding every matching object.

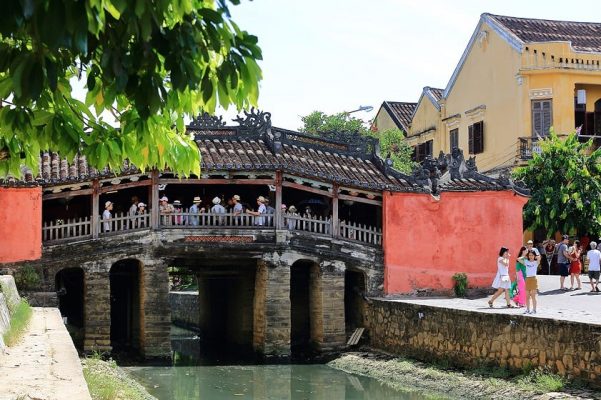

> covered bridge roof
[1,110,525,195]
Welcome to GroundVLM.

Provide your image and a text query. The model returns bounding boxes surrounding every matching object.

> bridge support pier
[83,261,112,354]
[312,261,346,352]
[253,259,291,361]
[140,259,172,362]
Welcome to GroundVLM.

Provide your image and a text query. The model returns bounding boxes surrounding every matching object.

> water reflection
[125,326,430,399]
[126,364,427,400]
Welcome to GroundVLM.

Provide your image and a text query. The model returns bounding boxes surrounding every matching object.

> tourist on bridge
[102,201,113,232]
[286,205,298,230]
[136,202,146,228]
[173,200,184,225]
[511,246,528,308]
[159,196,174,225]
[211,196,226,225]
[568,240,583,290]
[189,197,203,226]
[128,196,139,217]
[586,241,601,292]
[232,195,243,215]
[488,247,514,308]
[518,250,540,314]
[557,235,571,290]
[248,196,267,226]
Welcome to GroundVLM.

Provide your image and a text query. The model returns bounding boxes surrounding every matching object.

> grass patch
[516,369,564,392]
[3,299,32,346]
[82,356,154,400]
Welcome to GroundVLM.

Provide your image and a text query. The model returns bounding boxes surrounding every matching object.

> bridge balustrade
[42,209,382,247]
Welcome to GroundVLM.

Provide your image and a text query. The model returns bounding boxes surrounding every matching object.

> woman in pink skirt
[512,246,528,307]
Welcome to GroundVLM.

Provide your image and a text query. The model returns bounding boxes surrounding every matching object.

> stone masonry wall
[366,300,601,386]
[169,292,200,329]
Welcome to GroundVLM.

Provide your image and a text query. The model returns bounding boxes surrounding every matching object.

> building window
[468,121,484,154]
[449,128,459,150]
[412,140,433,162]
[531,99,552,137]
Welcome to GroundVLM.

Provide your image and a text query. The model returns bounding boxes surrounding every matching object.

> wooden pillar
[91,179,99,239]
[332,184,339,238]
[150,169,159,230]
[274,171,283,229]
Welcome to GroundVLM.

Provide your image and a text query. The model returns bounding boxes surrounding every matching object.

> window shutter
[476,122,484,153]
[532,100,552,137]
[449,129,458,150]
[468,125,474,154]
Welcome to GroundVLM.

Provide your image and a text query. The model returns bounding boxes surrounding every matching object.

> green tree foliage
[299,111,414,173]
[513,131,601,236]
[0,0,262,178]
[300,111,368,136]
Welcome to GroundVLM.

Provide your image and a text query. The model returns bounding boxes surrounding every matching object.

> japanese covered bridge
[0,110,528,361]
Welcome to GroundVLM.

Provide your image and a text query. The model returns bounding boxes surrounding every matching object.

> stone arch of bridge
[289,258,320,358]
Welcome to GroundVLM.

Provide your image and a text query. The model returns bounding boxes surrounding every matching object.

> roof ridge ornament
[233,108,272,134]
[189,112,226,129]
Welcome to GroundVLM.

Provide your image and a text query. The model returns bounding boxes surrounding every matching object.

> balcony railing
[518,137,542,160]
[42,210,382,247]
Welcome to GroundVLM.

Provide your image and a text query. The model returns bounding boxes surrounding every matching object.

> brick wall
[169,292,200,329]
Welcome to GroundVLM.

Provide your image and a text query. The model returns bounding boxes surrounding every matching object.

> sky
[220,0,601,131]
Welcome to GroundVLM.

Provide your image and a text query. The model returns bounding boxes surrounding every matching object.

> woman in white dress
[488,246,515,308]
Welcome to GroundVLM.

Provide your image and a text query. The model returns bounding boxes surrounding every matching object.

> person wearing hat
[525,239,541,261]
[136,202,147,228]
[189,196,203,226]
[232,195,243,216]
[248,196,267,226]
[557,234,571,290]
[210,196,226,225]
[285,204,298,230]
[159,196,173,225]
[102,201,113,232]
[173,200,183,225]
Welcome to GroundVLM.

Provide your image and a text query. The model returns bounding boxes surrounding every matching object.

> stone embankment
[364,298,601,387]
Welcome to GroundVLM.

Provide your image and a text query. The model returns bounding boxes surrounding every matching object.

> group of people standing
[489,235,601,314]
[489,241,541,314]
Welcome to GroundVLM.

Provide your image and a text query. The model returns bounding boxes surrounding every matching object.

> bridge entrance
[110,259,142,353]
[55,267,84,348]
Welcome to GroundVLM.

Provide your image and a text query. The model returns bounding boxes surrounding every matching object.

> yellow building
[374,13,601,173]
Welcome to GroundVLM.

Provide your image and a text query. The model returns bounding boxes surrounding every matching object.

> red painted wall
[0,187,42,263]
[383,191,528,294]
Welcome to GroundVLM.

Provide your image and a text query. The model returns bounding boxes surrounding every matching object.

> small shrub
[517,368,564,392]
[14,265,41,291]
[3,299,33,346]
[452,273,468,297]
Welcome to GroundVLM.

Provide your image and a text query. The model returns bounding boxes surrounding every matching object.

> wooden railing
[43,210,382,247]
[43,217,93,242]
[284,214,331,235]
[100,211,151,234]
[340,220,382,246]
[159,210,274,228]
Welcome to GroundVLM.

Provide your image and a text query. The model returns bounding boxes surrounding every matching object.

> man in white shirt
[102,201,113,232]
[526,240,541,261]
[586,241,601,292]
[248,196,267,226]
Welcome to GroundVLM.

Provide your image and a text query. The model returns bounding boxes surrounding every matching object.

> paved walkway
[383,275,601,326]
[0,308,91,400]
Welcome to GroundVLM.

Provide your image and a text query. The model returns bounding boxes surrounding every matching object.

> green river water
[124,326,431,399]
